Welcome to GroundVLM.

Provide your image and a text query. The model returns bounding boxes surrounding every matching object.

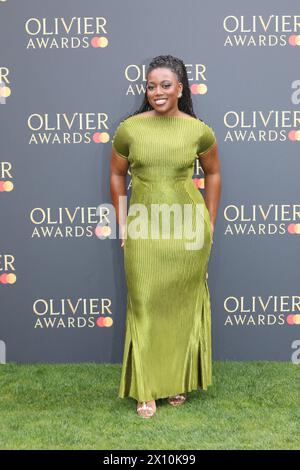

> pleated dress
[112,114,216,402]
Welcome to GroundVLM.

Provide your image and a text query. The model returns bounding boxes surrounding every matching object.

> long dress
[112,114,216,402]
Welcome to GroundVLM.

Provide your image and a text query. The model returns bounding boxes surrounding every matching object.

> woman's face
[146,67,183,114]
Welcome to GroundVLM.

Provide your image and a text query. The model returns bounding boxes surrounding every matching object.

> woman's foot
[167,393,187,406]
[136,399,156,418]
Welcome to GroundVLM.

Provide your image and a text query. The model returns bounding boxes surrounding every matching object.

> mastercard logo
[92,132,109,143]
[96,316,113,327]
[193,177,205,189]
[191,84,207,95]
[287,223,300,234]
[288,130,300,141]
[288,35,300,46]
[286,314,300,325]
[0,86,11,98]
[90,37,108,48]
[0,273,16,284]
[95,225,112,238]
[0,180,14,192]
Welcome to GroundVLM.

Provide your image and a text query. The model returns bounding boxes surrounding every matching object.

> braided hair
[124,54,203,122]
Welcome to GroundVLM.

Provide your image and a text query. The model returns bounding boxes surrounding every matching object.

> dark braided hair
[124,55,203,122]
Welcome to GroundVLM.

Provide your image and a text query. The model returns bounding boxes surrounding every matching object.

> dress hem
[118,382,212,402]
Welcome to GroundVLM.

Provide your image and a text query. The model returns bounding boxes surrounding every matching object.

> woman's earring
[178,92,182,98]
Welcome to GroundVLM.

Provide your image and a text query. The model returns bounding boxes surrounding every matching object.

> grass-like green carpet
[0,361,298,450]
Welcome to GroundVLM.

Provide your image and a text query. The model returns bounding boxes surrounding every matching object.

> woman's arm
[110,148,130,248]
[198,142,221,237]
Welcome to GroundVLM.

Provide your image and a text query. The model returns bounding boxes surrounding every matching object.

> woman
[110,55,221,418]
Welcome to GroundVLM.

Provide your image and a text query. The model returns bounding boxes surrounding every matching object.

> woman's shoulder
[125,111,154,121]
[199,119,216,134]
[116,112,155,128]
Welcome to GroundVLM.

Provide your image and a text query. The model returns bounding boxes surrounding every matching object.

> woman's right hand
[120,224,126,249]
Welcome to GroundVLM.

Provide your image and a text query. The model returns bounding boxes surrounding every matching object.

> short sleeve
[111,120,129,159]
[197,122,216,156]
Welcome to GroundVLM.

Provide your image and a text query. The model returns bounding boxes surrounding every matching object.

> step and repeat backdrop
[1,0,299,364]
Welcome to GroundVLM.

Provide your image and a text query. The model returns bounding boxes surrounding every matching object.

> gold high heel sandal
[136,400,156,418]
[167,393,187,406]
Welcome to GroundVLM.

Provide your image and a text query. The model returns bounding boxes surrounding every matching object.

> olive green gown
[112,114,216,402]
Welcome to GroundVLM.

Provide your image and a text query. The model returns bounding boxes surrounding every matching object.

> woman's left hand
[210,222,214,243]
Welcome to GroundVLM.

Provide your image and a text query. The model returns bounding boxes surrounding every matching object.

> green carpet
[0,361,298,450]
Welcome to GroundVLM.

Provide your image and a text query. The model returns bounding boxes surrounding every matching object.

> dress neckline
[130,114,197,121]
